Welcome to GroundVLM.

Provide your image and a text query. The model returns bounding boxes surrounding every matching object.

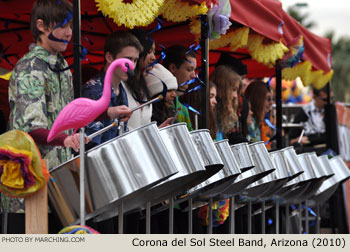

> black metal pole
[275,64,282,149]
[73,0,82,98]
[200,14,209,129]
[325,82,331,150]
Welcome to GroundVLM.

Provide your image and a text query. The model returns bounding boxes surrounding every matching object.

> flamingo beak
[125,63,135,78]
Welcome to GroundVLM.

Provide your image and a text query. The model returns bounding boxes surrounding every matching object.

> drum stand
[229,196,235,234]
[146,202,151,234]
[79,128,86,226]
[117,122,125,234]
[261,201,266,234]
[1,211,8,234]
[247,201,252,234]
[275,198,280,234]
[118,203,123,234]
[305,201,309,234]
[169,197,174,234]
[188,198,193,234]
[298,203,302,233]
[207,197,213,234]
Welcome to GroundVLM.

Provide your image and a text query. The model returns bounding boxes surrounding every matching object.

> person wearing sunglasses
[289,86,330,150]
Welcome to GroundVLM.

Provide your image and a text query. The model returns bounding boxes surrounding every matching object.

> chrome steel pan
[218,142,267,197]
[312,155,350,204]
[240,141,277,198]
[94,123,218,222]
[48,122,178,226]
[188,138,240,199]
[230,142,255,172]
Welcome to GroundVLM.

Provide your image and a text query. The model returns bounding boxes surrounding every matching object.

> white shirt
[302,100,325,135]
[122,81,152,130]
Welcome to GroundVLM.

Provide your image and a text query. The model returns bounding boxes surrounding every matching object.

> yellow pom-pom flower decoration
[247,34,289,66]
[95,0,209,29]
[309,69,333,90]
[283,61,312,86]
[210,27,249,51]
[95,0,165,29]
[282,60,333,89]
[160,0,208,23]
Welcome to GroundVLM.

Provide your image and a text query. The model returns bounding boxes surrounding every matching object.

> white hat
[145,64,178,97]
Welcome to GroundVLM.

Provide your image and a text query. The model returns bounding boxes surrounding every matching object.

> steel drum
[309,152,334,179]
[189,139,241,199]
[296,152,332,201]
[48,122,178,226]
[94,123,222,222]
[277,146,304,181]
[219,142,272,197]
[275,151,316,202]
[240,141,277,198]
[230,142,255,172]
[260,147,304,198]
[312,155,350,204]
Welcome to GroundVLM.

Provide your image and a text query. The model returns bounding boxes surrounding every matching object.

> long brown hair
[210,65,241,135]
[244,80,268,126]
[208,81,218,139]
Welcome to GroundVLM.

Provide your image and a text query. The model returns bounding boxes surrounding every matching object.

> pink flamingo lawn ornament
[47,58,134,142]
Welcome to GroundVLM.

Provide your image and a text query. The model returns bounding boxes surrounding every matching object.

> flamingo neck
[100,61,123,109]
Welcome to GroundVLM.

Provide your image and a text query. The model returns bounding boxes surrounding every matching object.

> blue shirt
[82,69,128,145]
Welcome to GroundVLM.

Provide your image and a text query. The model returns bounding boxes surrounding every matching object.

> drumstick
[130,95,162,112]
[171,107,181,124]
[87,95,163,139]
[297,129,305,144]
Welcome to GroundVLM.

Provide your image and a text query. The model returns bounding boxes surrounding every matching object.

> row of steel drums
[47,122,350,226]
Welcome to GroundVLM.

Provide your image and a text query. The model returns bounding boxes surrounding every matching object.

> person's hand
[63,133,91,152]
[158,117,174,128]
[299,136,310,145]
[107,105,133,122]
[290,136,310,146]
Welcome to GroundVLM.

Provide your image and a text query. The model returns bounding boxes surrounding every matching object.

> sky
[279,0,350,41]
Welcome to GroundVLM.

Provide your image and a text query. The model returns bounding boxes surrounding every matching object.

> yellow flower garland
[160,0,208,22]
[282,61,333,89]
[283,61,312,85]
[209,27,249,51]
[95,0,208,29]
[247,34,289,66]
[95,0,165,29]
[190,18,288,66]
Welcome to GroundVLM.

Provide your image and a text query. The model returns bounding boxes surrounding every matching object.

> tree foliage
[330,36,350,103]
[287,5,350,103]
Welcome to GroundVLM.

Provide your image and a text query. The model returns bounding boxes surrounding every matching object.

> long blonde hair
[210,65,241,135]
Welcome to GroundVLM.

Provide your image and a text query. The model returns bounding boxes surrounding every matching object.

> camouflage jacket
[3,44,73,213]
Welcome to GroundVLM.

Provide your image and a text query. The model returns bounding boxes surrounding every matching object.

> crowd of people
[1,0,336,234]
